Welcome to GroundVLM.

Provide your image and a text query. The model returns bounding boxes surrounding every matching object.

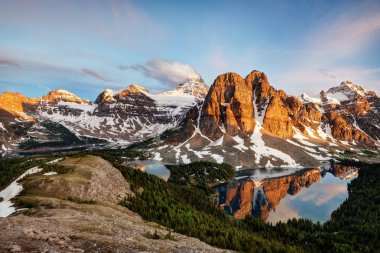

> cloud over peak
[121,59,201,87]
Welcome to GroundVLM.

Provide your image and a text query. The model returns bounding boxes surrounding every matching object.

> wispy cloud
[309,10,380,59]
[121,59,201,87]
[276,3,380,96]
[0,57,21,68]
[81,68,110,82]
[278,66,380,97]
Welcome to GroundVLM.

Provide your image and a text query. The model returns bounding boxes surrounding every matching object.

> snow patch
[0,166,43,217]
[232,135,248,151]
[46,158,63,164]
[0,122,8,132]
[180,154,191,164]
[250,92,301,168]
[211,154,224,164]
[152,152,163,161]
[299,93,321,104]
[43,172,58,176]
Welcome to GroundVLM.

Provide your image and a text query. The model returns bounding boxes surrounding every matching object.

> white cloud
[123,59,201,87]
[299,184,347,206]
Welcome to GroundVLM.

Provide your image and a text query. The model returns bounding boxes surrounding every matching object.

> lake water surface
[124,159,358,223]
[215,162,358,223]
[124,160,171,181]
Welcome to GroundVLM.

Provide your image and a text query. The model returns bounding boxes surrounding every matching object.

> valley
[0,145,378,252]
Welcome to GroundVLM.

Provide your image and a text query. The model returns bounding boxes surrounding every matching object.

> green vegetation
[167,161,234,188]
[362,150,378,157]
[116,157,379,252]
[81,147,146,161]
[343,150,356,156]
[40,163,72,174]
[117,162,300,252]
[0,157,46,190]
[126,138,156,149]
[66,196,96,204]
[1,146,378,253]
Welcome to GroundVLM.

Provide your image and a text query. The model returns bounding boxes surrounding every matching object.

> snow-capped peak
[95,89,116,104]
[339,81,374,97]
[161,78,208,99]
[318,81,376,104]
[322,81,376,103]
[103,88,115,96]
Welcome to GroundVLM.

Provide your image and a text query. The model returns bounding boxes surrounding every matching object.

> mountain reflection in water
[215,162,359,223]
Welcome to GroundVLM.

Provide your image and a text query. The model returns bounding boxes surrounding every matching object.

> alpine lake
[126,159,358,224]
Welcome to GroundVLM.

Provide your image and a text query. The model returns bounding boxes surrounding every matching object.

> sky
[0,0,379,100]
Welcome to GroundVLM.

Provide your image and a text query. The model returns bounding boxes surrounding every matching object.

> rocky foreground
[0,156,232,253]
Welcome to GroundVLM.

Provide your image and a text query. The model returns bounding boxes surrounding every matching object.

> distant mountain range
[0,70,379,168]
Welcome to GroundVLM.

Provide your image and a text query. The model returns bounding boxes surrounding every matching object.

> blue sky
[0,0,379,99]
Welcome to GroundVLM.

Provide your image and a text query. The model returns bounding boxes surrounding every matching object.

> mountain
[1,70,378,167]
[160,77,209,98]
[155,70,379,168]
[0,79,208,153]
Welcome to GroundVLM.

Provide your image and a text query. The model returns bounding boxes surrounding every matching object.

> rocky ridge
[0,156,231,253]
[0,70,378,168]
[0,79,208,152]
[155,70,379,168]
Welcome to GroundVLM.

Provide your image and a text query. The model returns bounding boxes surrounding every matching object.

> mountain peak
[95,89,116,104]
[323,81,377,102]
[339,81,376,97]
[118,84,149,97]
[42,89,85,103]
[161,77,208,99]
[127,83,149,93]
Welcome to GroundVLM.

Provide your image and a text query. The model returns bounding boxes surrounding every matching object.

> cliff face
[199,70,297,141]
[263,94,293,138]
[0,92,38,121]
[200,73,255,140]
[156,70,379,167]
[0,92,38,151]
